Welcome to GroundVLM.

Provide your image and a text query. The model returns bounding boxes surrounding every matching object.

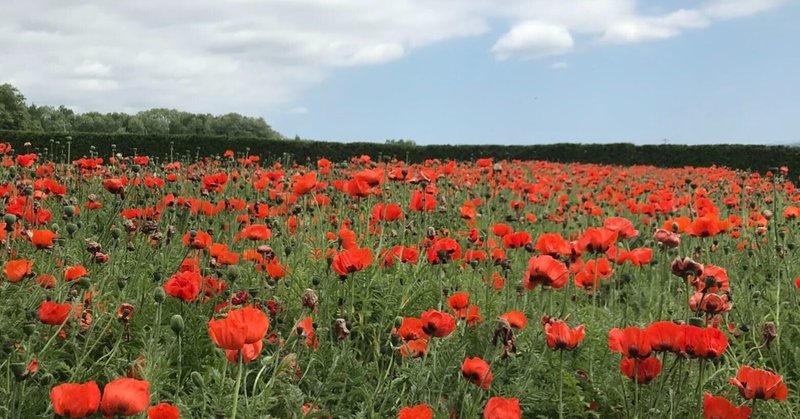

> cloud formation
[0,0,787,115]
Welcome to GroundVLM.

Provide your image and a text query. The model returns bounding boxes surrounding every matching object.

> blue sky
[271,2,800,145]
[3,0,798,145]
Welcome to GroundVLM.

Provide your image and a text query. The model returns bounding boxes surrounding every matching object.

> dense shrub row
[2,130,796,171]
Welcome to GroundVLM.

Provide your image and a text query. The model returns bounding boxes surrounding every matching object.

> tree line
[0,83,283,139]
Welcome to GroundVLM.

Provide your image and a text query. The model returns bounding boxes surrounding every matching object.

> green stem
[231,353,244,419]
[558,350,565,419]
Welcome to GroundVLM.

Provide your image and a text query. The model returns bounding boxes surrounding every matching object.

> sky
[2,0,798,145]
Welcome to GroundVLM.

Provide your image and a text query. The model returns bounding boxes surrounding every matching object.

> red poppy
[608,326,652,358]
[483,397,522,419]
[683,326,728,359]
[522,255,569,289]
[686,215,725,237]
[295,316,319,349]
[447,292,470,317]
[102,178,125,195]
[225,340,263,364]
[35,273,56,289]
[28,229,59,249]
[50,381,101,418]
[534,233,571,257]
[703,393,752,419]
[332,247,373,277]
[164,271,202,302]
[147,402,180,419]
[236,224,272,241]
[398,403,433,419]
[16,153,38,167]
[381,246,419,267]
[491,223,513,237]
[38,301,73,325]
[545,320,586,350]
[645,321,685,354]
[64,265,89,282]
[462,357,493,389]
[208,315,249,350]
[292,171,317,196]
[227,305,270,344]
[502,231,532,249]
[394,317,429,341]
[5,258,33,282]
[420,309,456,338]
[620,356,662,384]
[426,238,462,264]
[573,258,613,290]
[604,216,639,239]
[499,311,528,330]
[728,366,788,401]
[100,377,150,417]
[182,230,212,249]
[653,229,681,248]
[577,227,618,253]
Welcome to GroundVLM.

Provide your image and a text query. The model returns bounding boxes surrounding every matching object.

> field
[1,145,797,418]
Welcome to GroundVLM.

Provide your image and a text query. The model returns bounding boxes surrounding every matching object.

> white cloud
[0,0,788,116]
[491,21,574,60]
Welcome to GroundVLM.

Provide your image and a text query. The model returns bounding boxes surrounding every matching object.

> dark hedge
[1,130,796,172]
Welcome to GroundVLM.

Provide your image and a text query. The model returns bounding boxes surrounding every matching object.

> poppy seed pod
[153,287,166,304]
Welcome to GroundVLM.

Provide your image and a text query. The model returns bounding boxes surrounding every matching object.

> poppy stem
[695,359,705,411]
[558,349,565,419]
[633,359,639,419]
[231,352,244,419]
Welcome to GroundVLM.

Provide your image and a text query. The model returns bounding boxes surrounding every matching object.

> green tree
[0,84,33,130]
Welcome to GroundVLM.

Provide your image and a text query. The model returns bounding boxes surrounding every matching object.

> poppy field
[1,145,799,418]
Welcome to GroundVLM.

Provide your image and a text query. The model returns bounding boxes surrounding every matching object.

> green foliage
[2,129,799,172]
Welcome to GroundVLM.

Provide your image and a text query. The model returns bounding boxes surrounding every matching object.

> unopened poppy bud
[63,205,76,217]
[170,314,184,335]
[671,222,679,233]
[131,164,141,173]
[3,213,16,225]
[117,277,127,290]
[11,363,26,379]
[154,287,166,304]
[78,277,91,289]
[22,321,36,335]
[110,227,121,239]
[189,230,197,239]
[152,271,163,283]
[226,265,240,281]
[311,276,321,286]
[191,371,205,388]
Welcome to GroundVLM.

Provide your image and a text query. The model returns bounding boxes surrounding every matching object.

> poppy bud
[688,317,705,327]
[3,213,16,225]
[11,363,26,379]
[154,287,166,304]
[132,164,141,173]
[226,265,240,281]
[22,321,36,335]
[191,371,205,388]
[311,276,321,286]
[170,314,184,335]
[110,227,122,239]
[78,276,92,289]
[117,277,127,290]
[63,205,76,217]
[152,272,163,283]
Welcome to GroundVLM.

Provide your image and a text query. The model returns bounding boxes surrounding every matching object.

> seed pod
[154,287,166,304]
[170,315,184,336]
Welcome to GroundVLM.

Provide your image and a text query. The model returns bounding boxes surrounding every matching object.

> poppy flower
[50,381,101,418]
[683,326,728,359]
[227,305,270,344]
[28,229,59,249]
[164,271,202,302]
[147,402,180,419]
[5,258,33,282]
[483,397,522,419]
[645,321,685,354]
[686,215,724,237]
[447,292,470,317]
[64,265,89,282]
[208,315,249,350]
[236,224,272,241]
[462,357,493,389]
[420,309,456,338]
[332,247,373,277]
[100,377,150,417]
[653,229,681,248]
[573,258,613,290]
[608,326,652,358]
[16,153,38,168]
[703,393,752,419]
[35,273,56,289]
[381,246,419,267]
[502,232,532,249]
[577,227,618,253]
[426,238,462,264]
[604,217,639,239]
[225,340,263,364]
[394,317,428,341]
[534,233,571,257]
[499,311,528,330]
[398,403,433,419]
[522,255,569,289]
[491,223,513,237]
[689,292,732,316]
[671,257,704,279]
[295,316,319,349]
[620,357,662,384]
[38,301,73,325]
[399,339,428,358]
[102,178,125,195]
[545,320,586,350]
[728,366,788,401]
[182,230,212,249]
[291,171,317,196]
